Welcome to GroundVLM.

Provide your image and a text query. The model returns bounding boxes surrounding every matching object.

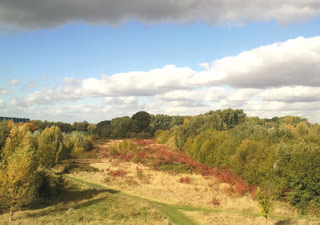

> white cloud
[157,87,229,104]
[0,87,9,95]
[25,65,196,105]
[22,36,320,107]
[196,36,320,88]
[23,82,38,90]
[260,86,320,103]
[9,79,19,85]
[105,96,139,105]
[64,77,82,86]
[226,89,261,102]
[198,62,209,70]
[8,35,320,123]
[9,98,29,108]
[1,0,320,29]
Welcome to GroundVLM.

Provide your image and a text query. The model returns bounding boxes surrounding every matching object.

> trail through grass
[67,175,197,225]
[67,175,320,225]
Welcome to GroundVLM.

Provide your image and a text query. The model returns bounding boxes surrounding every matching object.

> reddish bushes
[210,196,220,206]
[234,178,250,196]
[119,153,134,162]
[104,139,256,198]
[179,176,191,184]
[109,169,127,177]
[135,139,156,146]
[212,168,235,184]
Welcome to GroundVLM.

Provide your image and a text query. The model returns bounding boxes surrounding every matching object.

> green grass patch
[157,162,194,174]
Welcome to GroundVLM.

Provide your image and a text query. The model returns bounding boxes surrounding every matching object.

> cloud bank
[5,36,320,122]
[1,0,320,29]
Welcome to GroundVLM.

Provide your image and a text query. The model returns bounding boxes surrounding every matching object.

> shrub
[212,168,235,184]
[109,169,127,177]
[37,170,65,198]
[157,162,193,174]
[234,178,250,196]
[64,132,94,158]
[109,145,119,156]
[210,196,220,206]
[179,177,191,184]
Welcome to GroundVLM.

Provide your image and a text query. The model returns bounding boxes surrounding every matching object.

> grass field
[1,139,320,225]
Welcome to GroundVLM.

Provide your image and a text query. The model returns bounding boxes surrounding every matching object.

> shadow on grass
[25,185,119,219]
[274,219,292,225]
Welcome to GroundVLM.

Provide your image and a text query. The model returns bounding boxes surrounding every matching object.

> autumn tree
[1,122,30,163]
[0,124,38,221]
[0,121,12,159]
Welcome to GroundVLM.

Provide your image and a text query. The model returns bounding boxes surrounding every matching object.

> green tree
[37,126,64,168]
[132,111,151,132]
[72,121,89,132]
[231,139,275,184]
[66,131,93,158]
[55,121,72,133]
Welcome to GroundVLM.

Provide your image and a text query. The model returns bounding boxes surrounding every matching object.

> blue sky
[1,1,320,123]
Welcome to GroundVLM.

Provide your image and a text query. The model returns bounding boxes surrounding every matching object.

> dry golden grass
[66,157,318,225]
[0,181,168,225]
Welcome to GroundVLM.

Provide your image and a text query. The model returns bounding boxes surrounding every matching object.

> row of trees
[94,111,184,139]
[0,121,93,220]
[155,109,320,213]
[31,120,96,133]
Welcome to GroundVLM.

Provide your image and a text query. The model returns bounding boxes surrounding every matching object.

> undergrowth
[105,139,254,198]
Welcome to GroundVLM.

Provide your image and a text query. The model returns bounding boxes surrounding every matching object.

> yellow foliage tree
[0,124,38,221]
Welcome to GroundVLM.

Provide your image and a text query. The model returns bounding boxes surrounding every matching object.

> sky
[1,1,320,123]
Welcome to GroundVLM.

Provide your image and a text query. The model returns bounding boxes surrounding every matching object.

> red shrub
[224,185,234,197]
[152,159,161,170]
[234,178,250,196]
[135,139,156,146]
[119,153,134,162]
[179,176,191,184]
[212,168,235,184]
[250,186,257,200]
[198,165,212,176]
[109,169,127,177]
[210,196,220,206]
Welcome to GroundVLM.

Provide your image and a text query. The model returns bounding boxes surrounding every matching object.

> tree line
[93,111,184,139]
